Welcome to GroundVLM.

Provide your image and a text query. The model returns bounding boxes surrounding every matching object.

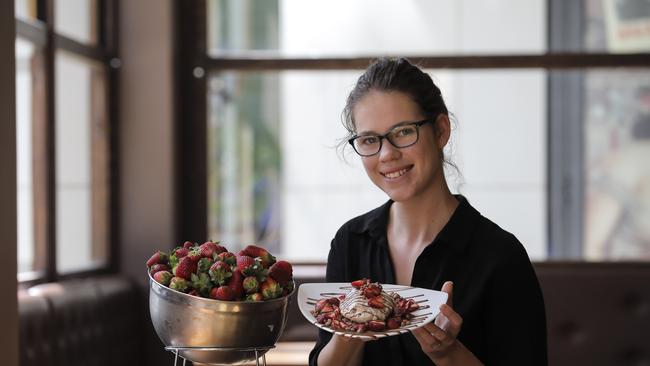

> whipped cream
[339,288,396,323]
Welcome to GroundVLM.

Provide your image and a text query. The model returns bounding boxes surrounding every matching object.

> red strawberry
[228,268,245,299]
[269,260,293,284]
[209,261,232,285]
[367,320,386,331]
[183,241,194,249]
[149,263,170,275]
[213,243,228,255]
[210,286,235,301]
[187,248,202,263]
[147,251,168,267]
[199,241,219,259]
[260,277,282,300]
[153,270,172,286]
[236,255,262,276]
[246,293,263,302]
[216,252,236,266]
[363,284,381,298]
[174,247,189,258]
[367,296,384,309]
[351,278,368,289]
[242,276,259,294]
[387,316,402,330]
[239,245,276,268]
[174,256,197,280]
[169,277,189,292]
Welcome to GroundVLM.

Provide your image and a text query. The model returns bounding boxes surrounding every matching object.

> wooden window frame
[175,1,650,262]
[15,0,119,285]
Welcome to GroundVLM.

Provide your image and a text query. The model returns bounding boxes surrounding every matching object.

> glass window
[54,0,99,45]
[585,0,650,53]
[55,51,108,273]
[207,69,548,261]
[16,38,38,276]
[15,0,38,20]
[583,69,650,259]
[207,0,547,56]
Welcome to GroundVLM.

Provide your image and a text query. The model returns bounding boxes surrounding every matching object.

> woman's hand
[411,281,477,365]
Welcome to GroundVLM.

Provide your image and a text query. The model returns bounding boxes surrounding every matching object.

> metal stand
[165,345,274,366]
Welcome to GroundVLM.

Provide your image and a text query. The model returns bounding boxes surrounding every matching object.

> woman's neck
[388,184,459,248]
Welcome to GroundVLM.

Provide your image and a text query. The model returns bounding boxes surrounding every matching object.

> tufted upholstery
[537,262,650,366]
[19,276,143,366]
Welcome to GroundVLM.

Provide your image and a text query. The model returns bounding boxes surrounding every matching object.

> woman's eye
[395,127,415,136]
[360,136,379,145]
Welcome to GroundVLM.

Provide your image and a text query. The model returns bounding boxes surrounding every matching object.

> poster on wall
[603,0,650,52]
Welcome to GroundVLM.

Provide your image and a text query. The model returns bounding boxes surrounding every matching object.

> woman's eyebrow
[357,121,415,136]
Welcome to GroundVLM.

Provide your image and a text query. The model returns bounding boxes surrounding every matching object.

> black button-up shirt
[309,196,547,365]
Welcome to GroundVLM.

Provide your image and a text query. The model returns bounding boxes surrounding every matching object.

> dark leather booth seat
[538,262,650,366]
[281,262,650,366]
[19,275,143,366]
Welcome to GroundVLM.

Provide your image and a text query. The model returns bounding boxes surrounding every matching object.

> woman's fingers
[439,303,463,337]
[412,326,443,353]
[441,281,454,306]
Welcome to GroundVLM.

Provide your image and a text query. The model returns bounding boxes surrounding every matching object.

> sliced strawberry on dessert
[350,278,368,289]
[366,320,386,331]
[174,256,197,280]
[367,295,384,309]
[386,316,402,329]
[269,260,293,284]
[146,251,169,268]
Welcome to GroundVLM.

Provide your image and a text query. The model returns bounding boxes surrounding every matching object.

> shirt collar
[352,195,482,253]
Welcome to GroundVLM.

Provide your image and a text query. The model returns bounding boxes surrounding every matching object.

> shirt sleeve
[482,234,548,365]
[308,234,348,366]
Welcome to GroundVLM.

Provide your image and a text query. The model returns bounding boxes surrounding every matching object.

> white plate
[297,282,448,340]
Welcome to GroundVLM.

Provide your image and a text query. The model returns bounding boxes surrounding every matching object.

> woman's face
[352,90,448,203]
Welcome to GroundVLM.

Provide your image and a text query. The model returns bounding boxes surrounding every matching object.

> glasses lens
[354,135,381,156]
[388,125,419,147]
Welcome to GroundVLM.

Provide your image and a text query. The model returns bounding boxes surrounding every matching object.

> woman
[309,58,547,365]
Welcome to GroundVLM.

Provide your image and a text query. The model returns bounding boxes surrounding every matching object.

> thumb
[441,281,453,307]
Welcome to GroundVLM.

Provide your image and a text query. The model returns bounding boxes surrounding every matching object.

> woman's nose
[378,139,400,162]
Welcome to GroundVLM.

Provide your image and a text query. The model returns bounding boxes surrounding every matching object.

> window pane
[54,0,98,45]
[15,0,38,20]
[16,38,37,275]
[585,0,650,53]
[55,51,108,273]
[207,70,547,261]
[207,0,546,56]
[584,69,650,259]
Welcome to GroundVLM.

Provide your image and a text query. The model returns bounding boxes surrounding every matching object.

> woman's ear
[435,114,451,149]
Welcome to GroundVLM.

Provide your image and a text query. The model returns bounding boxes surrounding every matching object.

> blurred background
[2,0,650,365]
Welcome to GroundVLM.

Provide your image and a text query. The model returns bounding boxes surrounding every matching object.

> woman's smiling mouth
[380,165,413,179]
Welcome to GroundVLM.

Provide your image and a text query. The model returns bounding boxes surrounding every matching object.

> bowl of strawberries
[147,241,295,365]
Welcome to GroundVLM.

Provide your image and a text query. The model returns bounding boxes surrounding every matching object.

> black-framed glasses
[348,119,433,157]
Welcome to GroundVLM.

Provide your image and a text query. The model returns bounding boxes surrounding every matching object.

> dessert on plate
[311,278,420,332]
